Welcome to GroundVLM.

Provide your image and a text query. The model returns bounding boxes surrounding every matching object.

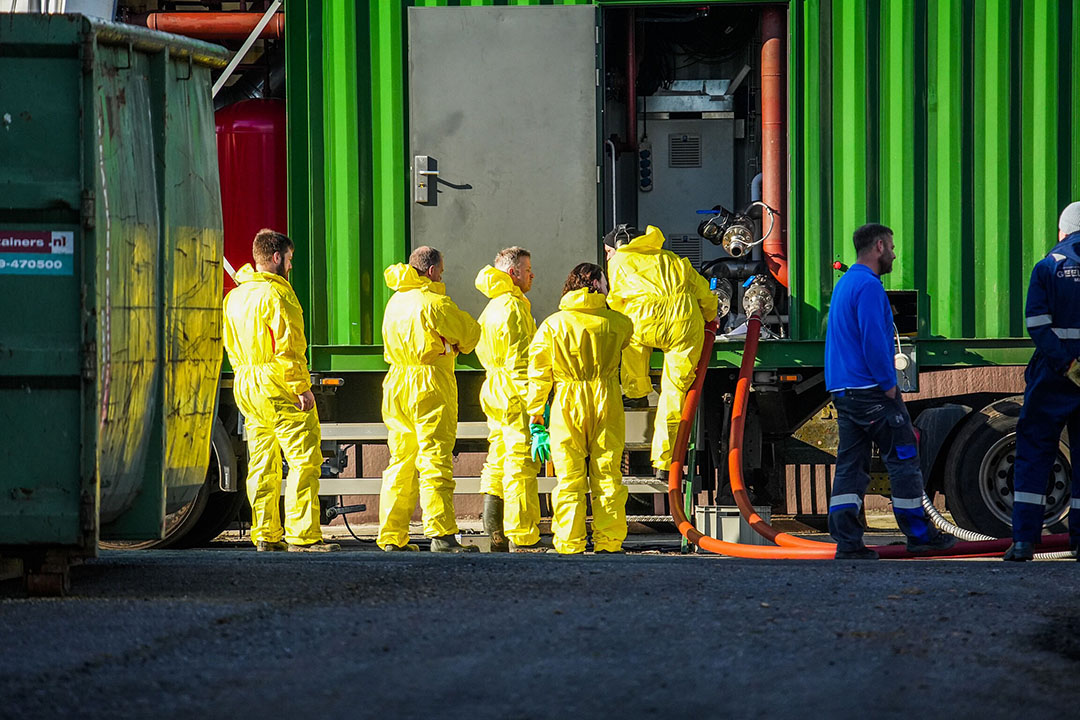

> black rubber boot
[1002,541,1034,562]
[430,535,480,553]
[483,494,509,553]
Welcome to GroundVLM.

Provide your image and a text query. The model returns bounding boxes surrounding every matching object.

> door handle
[414,155,438,205]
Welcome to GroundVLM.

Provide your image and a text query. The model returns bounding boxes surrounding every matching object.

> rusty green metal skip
[0,15,228,567]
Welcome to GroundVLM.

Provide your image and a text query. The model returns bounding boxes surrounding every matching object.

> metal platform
[318,408,657,452]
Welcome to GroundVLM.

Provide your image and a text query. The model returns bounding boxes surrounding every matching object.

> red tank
[215,99,287,293]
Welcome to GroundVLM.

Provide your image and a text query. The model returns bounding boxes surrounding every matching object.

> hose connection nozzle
[742,275,774,318]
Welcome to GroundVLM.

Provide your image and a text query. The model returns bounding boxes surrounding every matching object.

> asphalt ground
[1,531,1079,720]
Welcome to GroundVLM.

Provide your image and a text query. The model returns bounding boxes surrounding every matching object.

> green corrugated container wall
[0,16,227,550]
[287,0,1080,364]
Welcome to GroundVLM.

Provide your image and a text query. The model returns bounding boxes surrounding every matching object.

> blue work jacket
[824,263,896,393]
[1024,231,1080,382]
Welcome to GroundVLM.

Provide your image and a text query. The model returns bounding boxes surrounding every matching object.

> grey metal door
[408,6,600,322]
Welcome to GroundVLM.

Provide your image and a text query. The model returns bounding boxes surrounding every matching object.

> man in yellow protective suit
[379,246,481,553]
[527,263,633,555]
[475,247,549,552]
[223,229,339,552]
[606,225,718,481]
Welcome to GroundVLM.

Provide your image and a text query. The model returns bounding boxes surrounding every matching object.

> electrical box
[636,117,735,268]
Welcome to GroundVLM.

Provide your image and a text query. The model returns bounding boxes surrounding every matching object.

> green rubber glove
[530,423,551,463]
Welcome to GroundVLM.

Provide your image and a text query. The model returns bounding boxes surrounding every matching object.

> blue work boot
[1002,541,1035,562]
[430,535,480,553]
[834,546,879,560]
[906,531,957,554]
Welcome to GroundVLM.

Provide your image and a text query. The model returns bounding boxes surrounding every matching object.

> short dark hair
[253,229,293,265]
[852,223,892,255]
[409,246,442,274]
[562,262,605,295]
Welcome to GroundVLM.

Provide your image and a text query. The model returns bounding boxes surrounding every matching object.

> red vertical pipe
[627,10,638,151]
[761,7,789,288]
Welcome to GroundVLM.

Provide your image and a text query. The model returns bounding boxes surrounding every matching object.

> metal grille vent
[669,134,702,168]
[668,235,702,268]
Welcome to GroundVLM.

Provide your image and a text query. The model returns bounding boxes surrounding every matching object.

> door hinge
[81,189,95,229]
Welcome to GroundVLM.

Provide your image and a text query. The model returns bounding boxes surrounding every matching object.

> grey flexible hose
[922,493,1075,560]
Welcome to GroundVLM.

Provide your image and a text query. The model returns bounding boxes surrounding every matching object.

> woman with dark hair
[526,263,634,554]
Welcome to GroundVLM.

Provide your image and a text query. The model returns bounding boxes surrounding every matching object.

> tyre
[101,418,240,550]
[942,396,1070,538]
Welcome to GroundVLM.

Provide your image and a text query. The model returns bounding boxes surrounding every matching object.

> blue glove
[530,423,551,463]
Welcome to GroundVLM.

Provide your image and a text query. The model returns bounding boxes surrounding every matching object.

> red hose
[669,316,1072,559]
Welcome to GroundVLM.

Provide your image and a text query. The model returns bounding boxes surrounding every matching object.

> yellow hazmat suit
[527,288,634,554]
[378,263,481,549]
[608,226,718,471]
[223,264,323,546]
[475,266,541,546]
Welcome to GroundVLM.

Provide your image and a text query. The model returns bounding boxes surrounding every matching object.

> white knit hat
[1060,201,1080,236]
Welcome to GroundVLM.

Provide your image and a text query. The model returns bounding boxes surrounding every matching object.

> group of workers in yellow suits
[222,225,716,555]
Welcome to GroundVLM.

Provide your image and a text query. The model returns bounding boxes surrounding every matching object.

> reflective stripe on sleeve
[829,493,863,510]
[1026,314,1053,328]
[1013,491,1046,505]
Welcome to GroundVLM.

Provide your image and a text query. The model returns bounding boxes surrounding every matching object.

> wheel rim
[977,432,1071,529]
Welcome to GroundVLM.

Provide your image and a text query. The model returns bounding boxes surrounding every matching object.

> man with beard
[223,229,339,552]
[824,223,954,559]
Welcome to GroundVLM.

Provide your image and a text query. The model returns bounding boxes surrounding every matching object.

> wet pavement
[1,536,1078,719]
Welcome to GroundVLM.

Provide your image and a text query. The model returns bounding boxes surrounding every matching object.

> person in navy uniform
[1005,201,1080,561]
[824,223,956,559]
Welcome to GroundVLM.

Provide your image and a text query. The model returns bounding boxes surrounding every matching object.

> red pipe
[761,7,789,288]
[627,10,638,151]
[669,316,1072,559]
[139,13,285,41]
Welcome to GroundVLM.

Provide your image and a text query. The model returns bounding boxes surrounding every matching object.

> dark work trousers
[829,388,933,551]
[1011,370,1080,546]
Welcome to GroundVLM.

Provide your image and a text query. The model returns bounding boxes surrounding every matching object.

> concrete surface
[1,540,1078,720]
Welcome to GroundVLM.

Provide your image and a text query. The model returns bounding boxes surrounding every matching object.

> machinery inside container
[601,4,787,337]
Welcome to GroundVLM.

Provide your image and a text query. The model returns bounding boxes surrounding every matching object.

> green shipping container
[0,15,228,580]
[283,0,1080,373]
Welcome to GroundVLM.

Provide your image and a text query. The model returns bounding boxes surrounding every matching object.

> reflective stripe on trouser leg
[830,404,873,552]
[245,418,284,544]
[651,332,702,471]
[278,404,324,545]
[1011,400,1063,544]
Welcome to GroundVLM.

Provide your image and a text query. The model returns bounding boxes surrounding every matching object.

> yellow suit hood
[384,262,446,295]
[558,287,609,312]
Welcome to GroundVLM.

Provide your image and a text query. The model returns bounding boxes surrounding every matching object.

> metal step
[307,474,669,496]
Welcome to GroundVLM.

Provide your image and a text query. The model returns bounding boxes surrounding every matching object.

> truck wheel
[168,420,244,548]
[101,419,238,550]
[942,396,1070,537]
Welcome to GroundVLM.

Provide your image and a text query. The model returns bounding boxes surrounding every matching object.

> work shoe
[834,547,880,560]
[383,542,420,552]
[430,535,480,553]
[256,540,288,552]
[509,536,555,553]
[483,494,509,553]
[623,395,649,409]
[906,531,958,554]
[1003,541,1035,562]
[546,548,584,555]
[287,541,341,553]
[594,548,625,555]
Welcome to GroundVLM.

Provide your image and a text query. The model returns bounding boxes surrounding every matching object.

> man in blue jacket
[1004,202,1080,561]
[825,223,956,559]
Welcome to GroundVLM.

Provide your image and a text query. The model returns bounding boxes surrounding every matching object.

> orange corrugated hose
[668,316,1071,559]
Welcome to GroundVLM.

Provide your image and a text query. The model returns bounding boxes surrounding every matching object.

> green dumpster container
[0,15,228,585]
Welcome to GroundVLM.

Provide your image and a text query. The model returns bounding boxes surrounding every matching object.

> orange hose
[669,316,1072,559]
